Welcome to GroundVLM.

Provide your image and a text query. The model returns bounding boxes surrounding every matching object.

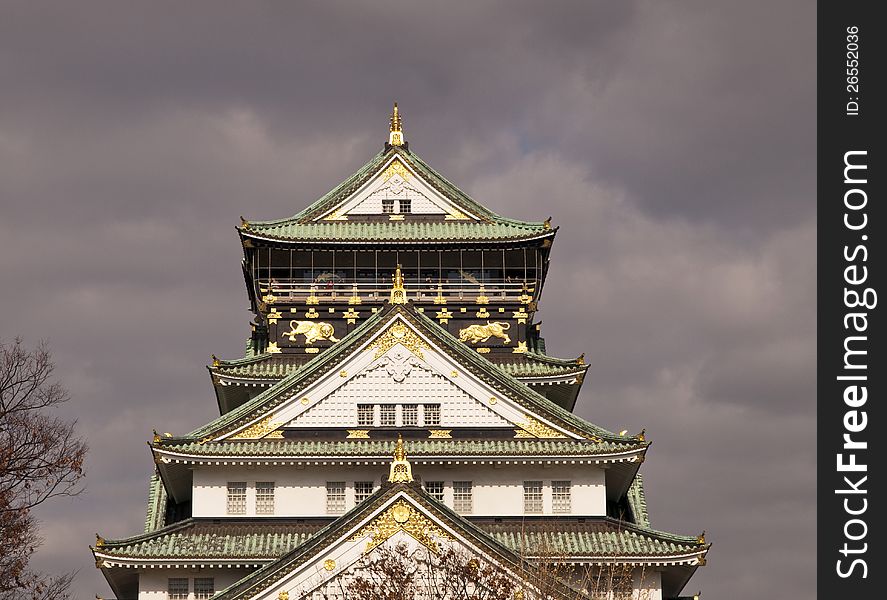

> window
[226,482,246,515]
[382,199,395,214]
[168,578,188,599]
[425,481,444,503]
[194,577,215,599]
[552,480,572,514]
[327,481,346,514]
[357,404,374,426]
[256,482,275,515]
[399,199,412,214]
[380,404,396,426]
[453,481,473,513]
[402,404,418,426]
[424,404,441,426]
[524,481,543,514]
[355,481,374,504]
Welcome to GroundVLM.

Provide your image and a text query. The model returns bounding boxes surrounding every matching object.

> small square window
[355,481,374,504]
[425,481,444,503]
[402,404,418,426]
[399,199,412,214]
[524,481,543,514]
[552,480,572,514]
[227,482,246,515]
[380,404,396,426]
[453,481,472,514]
[423,404,441,426]
[357,404,374,427]
[327,481,346,514]
[194,577,214,599]
[256,482,275,515]
[382,199,395,214]
[168,578,188,599]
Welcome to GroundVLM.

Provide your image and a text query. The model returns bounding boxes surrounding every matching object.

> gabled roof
[166,302,636,446]
[238,146,555,245]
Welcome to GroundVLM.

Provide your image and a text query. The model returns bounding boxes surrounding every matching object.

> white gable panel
[317,156,478,221]
[287,357,511,428]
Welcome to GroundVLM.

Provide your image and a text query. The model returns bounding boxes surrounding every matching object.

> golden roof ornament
[389,265,407,304]
[388,434,413,482]
[389,102,404,146]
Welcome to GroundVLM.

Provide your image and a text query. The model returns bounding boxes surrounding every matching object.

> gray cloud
[0,2,814,598]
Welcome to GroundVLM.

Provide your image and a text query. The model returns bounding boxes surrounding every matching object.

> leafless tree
[1,338,87,599]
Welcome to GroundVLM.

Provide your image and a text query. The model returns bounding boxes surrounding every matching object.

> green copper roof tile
[156,437,645,458]
[143,472,167,533]
[626,473,651,528]
[99,517,702,561]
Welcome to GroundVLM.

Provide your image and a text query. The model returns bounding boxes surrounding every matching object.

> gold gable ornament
[389,266,408,304]
[388,434,413,483]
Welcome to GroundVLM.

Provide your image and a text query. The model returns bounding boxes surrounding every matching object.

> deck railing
[256,278,535,303]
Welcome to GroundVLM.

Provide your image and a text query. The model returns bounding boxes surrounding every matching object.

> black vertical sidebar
[818,1,885,596]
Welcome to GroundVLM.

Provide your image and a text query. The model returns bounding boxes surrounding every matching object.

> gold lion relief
[458,321,511,345]
[282,320,339,345]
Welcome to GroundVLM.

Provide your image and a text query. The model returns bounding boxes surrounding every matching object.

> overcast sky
[0,2,814,598]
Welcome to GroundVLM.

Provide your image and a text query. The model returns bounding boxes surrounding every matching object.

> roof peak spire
[388,434,413,482]
[389,102,404,146]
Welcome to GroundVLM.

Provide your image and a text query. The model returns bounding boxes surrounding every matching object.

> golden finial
[389,265,407,304]
[389,102,404,146]
[211,354,220,367]
[697,530,706,544]
[95,533,105,547]
[278,592,289,600]
[577,353,585,366]
[636,428,646,441]
[388,433,413,482]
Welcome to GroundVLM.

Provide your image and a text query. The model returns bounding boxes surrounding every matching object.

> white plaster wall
[192,463,606,517]
[137,568,250,600]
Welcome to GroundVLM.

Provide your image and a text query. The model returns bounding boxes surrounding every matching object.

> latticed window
[524,481,543,513]
[226,482,246,515]
[399,199,412,214]
[326,481,346,514]
[423,404,441,426]
[167,578,188,599]
[453,481,472,513]
[357,404,374,426]
[256,482,275,515]
[425,481,444,503]
[382,199,395,214]
[380,404,396,426]
[194,577,214,599]
[552,480,572,514]
[402,404,418,426]
[355,481,374,503]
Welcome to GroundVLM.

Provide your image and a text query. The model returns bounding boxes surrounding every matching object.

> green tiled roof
[240,147,553,244]
[626,474,651,528]
[144,472,167,533]
[155,438,645,459]
[98,517,702,561]
[184,304,629,444]
[212,351,584,381]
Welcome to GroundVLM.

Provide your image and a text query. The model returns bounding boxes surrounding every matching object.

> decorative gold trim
[444,208,469,220]
[436,308,453,324]
[267,309,282,324]
[305,308,320,319]
[451,370,458,377]
[300,397,310,405]
[544,217,552,230]
[476,308,490,319]
[242,238,253,248]
[262,293,277,304]
[95,533,105,547]
[383,158,410,181]
[388,435,413,483]
[339,370,348,378]
[476,285,489,304]
[477,347,490,354]
[389,102,404,146]
[388,214,405,221]
[281,320,338,344]
[348,285,362,305]
[512,341,528,354]
[489,397,497,405]
[433,284,447,304]
[514,415,567,439]
[371,321,429,360]
[542,239,552,248]
[343,308,360,324]
[267,342,281,354]
[265,429,284,439]
[323,559,336,571]
[211,354,220,367]
[323,209,348,221]
[389,266,407,304]
[577,353,586,366]
[306,347,320,354]
[278,592,289,600]
[305,285,320,305]
[428,429,452,438]
[513,309,528,324]
[347,429,370,439]
[458,321,511,344]
[231,414,282,440]
[697,530,706,544]
[349,499,451,554]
